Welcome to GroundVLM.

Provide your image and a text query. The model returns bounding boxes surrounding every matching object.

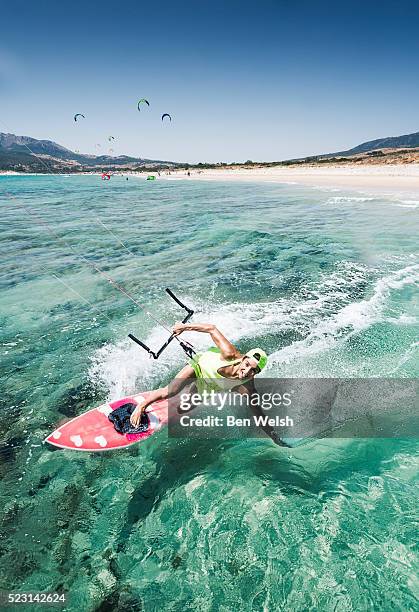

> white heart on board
[70,435,83,447]
[94,436,108,447]
[97,404,113,416]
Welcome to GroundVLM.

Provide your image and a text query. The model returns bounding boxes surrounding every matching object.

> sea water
[0,175,418,610]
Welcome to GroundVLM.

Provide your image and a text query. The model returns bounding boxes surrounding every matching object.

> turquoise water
[0,175,418,610]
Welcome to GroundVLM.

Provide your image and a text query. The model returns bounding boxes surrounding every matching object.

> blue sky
[1,0,418,162]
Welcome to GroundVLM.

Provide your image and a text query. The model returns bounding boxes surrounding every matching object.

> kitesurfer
[129,323,279,441]
[138,98,150,110]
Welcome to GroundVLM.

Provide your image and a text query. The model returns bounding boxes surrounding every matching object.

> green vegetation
[2,131,419,173]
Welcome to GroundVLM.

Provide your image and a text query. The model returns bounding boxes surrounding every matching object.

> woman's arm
[172,322,241,360]
[235,382,285,446]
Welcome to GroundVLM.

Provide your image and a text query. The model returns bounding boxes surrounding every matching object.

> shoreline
[168,164,419,195]
[2,163,419,195]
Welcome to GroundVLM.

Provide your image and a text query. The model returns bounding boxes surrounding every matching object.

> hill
[275,131,419,167]
[0,133,180,172]
[2,130,419,173]
[332,131,419,157]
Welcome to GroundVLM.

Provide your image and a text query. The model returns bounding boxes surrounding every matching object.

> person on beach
[129,322,279,440]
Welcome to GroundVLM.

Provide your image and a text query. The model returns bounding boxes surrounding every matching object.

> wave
[395,200,419,209]
[88,260,419,396]
[269,261,419,370]
[326,196,376,204]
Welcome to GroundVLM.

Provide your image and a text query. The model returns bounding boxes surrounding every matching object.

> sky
[1,0,419,163]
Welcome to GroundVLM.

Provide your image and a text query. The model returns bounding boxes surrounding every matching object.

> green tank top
[190,347,250,393]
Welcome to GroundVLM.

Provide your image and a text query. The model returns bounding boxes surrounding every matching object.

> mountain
[2,130,419,172]
[333,131,419,156]
[321,132,419,157]
[0,133,180,172]
[0,133,78,160]
[277,130,419,166]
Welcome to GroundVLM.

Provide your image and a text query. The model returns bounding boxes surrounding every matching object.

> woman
[130,322,268,425]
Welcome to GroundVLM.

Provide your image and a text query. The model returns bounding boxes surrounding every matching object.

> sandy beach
[172,163,419,195]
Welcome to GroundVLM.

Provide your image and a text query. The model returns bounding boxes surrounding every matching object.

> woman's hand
[130,402,146,427]
[172,322,188,336]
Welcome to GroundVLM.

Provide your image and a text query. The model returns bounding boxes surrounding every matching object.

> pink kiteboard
[45,392,168,452]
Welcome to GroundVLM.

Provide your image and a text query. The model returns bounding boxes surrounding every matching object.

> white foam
[395,201,419,209]
[387,340,419,375]
[88,260,419,393]
[88,325,187,400]
[326,196,376,204]
[399,199,419,205]
[270,261,419,368]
